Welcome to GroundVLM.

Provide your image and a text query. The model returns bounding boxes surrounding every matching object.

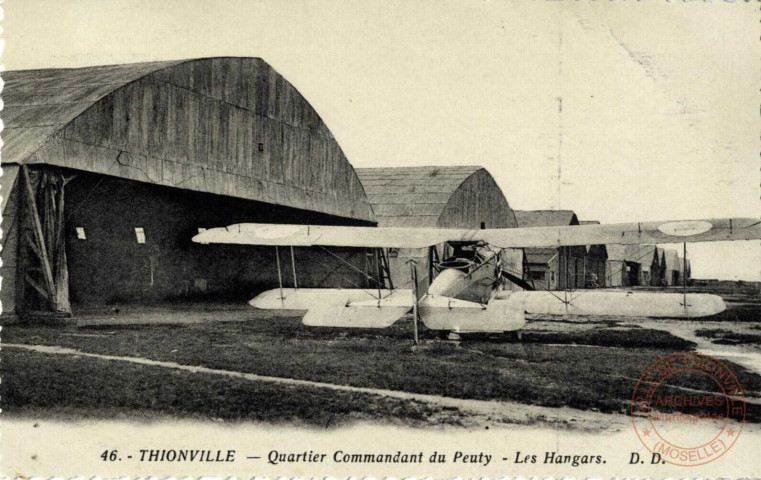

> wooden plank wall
[62,174,372,305]
[17,58,373,222]
[437,169,517,229]
[0,172,20,315]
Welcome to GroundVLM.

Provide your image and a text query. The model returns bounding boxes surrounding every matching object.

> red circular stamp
[631,351,746,466]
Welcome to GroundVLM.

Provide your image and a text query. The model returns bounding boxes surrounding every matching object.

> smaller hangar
[657,247,668,286]
[632,245,660,286]
[662,249,690,286]
[605,244,657,287]
[605,245,637,287]
[355,166,520,291]
[515,210,588,290]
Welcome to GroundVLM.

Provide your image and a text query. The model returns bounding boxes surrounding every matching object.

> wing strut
[374,248,383,299]
[290,246,298,289]
[275,246,284,306]
[409,260,420,346]
[683,242,688,315]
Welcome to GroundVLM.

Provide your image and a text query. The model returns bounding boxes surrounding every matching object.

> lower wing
[494,290,726,318]
[249,288,525,332]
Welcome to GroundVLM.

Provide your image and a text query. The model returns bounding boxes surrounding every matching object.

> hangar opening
[1,57,376,319]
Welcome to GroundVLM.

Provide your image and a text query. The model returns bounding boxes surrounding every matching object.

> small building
[1,58,377,318]
[646,246,662,286]
[523,248,559,290]
[655,247,668,286]
[515,210,587,290]
[623,245,659,286]
[605,244,645,287]
[605,245,627,287]
[355,166,520,292]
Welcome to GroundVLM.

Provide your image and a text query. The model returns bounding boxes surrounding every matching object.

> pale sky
[3,0,760,280]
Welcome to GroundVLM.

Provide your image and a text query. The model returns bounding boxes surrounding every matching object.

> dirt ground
[3,289,761,430]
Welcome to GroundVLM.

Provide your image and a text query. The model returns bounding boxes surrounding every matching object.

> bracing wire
[567,245,665,305]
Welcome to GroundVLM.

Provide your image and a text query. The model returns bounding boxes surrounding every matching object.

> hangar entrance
[2,57,380,321]
[3,166,375,318]
[1,166,73,317]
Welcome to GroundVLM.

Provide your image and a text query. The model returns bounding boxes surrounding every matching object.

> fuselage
[428,245,500,304]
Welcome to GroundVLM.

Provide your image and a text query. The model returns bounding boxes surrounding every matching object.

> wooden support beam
[24,233,44,264]
[381,248,394,290]
[20,166,57,307]
[24,273,50,301]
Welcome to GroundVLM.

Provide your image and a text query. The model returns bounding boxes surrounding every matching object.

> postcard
[1,1,760,478]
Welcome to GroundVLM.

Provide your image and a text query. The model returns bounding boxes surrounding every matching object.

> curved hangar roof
[3,57,374,222]
[355,166,517,229]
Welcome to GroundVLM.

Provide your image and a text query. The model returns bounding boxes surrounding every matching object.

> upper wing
[193,223,463,248]
[192,218,761,248]
[484,218,761,248]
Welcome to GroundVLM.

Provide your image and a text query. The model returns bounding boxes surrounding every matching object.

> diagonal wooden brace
[20,165,57,306]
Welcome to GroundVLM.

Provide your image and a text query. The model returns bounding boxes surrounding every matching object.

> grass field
[2,348,457,428]
[4,304,761,426]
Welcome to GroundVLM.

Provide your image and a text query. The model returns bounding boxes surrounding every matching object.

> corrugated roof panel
[356,166,481,228]
[0,164,20,214]
[515,210,578,227]
[366,193,457,205]
[1,58,374,222]
[372,203,450,217]
[376,215,441,227]
[2,61,185,165]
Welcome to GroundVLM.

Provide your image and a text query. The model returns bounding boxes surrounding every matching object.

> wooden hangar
[1,57,376,319]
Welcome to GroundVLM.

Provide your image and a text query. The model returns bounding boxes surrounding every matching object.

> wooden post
[20,166,57,308]
[410,260,420,346]
[382,248,394,290]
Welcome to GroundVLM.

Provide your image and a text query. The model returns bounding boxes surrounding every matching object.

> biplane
[193,218,761,337]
